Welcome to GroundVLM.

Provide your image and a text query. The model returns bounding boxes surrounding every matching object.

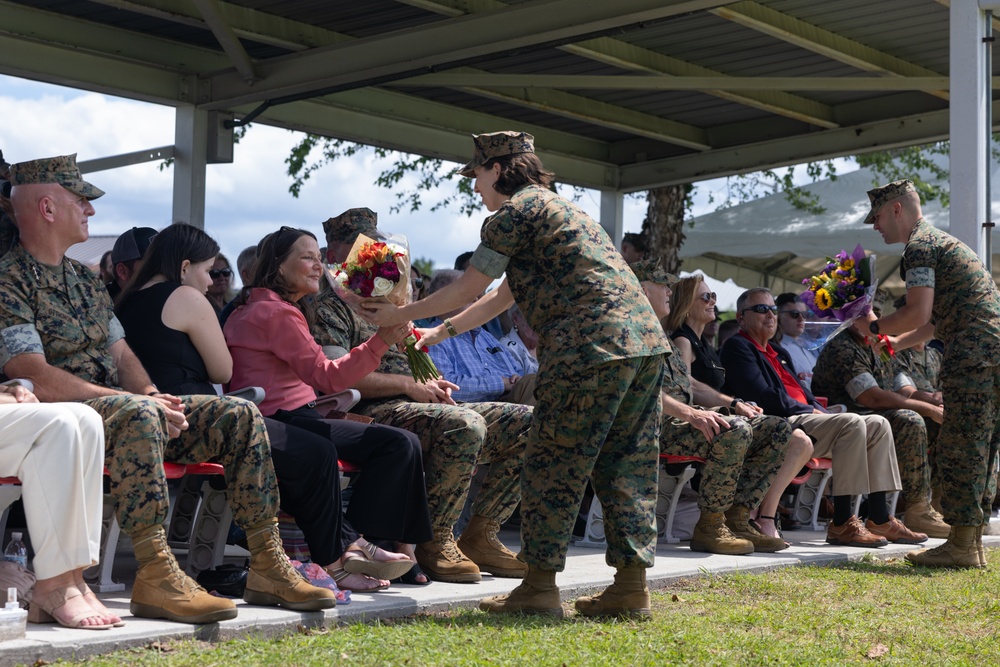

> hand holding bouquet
[800,244,879,351]
[327,233,440,383]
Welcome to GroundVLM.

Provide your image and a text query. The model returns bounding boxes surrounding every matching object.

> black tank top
[671,323,726,391]
[117,282,215,395]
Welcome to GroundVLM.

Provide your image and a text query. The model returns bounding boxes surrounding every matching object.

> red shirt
[737,330,809,405]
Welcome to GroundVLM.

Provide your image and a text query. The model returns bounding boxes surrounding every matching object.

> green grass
[67,554,1000,667]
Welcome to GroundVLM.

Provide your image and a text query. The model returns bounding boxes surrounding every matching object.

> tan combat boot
[457,515,528,578]
[480,565,562,617]
[905,526,983,569]
[243,519,337,610]
[903,500,950,539]
[690,512,754,555]
[724,506,787,553]
[574,567,651,619]
[130,525,238,624]
[416,529,482,583]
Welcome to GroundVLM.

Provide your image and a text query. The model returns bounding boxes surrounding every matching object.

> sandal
[28,587,114,630]
[326,566,389,592]
[757,515,791,547]
[391,563,431,586]
[78,583,125,627]
[343,542,415,581]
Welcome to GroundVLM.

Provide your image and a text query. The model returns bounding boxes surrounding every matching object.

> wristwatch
[730,397,744,408]
[869,320,880,335]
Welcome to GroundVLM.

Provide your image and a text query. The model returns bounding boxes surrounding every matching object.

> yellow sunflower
[840,258,855,271]
[814,288,833,310]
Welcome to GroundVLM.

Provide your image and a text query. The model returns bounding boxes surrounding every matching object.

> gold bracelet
[444,318,459,337]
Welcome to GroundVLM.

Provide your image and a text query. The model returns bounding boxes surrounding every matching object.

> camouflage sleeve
[469,244,509,279]
[845,371,879,400]
[311,292,357,350]
[903,240,936,289]
[891,371,915,392]
[0,323,44,368]
[108,314,125,346]
[479,204,531,264]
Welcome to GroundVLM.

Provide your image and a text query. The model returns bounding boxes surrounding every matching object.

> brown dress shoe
[825,516,887,548]
[866,517,928,544]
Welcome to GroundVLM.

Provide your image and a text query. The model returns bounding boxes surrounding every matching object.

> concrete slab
[0,529,994,667]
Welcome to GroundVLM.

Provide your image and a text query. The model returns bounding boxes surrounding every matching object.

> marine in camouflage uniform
[1,155,335,622]
[866,179,1000,567]
[0,242,278,533]
[892,345,943,394]
[317,208,532,582]
[811,328,936,513]
[660,336,789,518]
[312,292,530,538]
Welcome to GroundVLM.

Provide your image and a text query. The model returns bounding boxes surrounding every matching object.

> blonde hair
[665,275,704,333]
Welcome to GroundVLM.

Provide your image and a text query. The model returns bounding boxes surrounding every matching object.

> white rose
[371,277,394,297]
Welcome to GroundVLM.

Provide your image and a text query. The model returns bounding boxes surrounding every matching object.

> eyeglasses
[209,268,232,279]
[742,304,778,315]
[697,292,717,303]
[780,310,804,319]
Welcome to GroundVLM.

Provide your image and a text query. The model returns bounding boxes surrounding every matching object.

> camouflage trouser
[523,355,663,572]
[84,394,278,536]
[937,366,1000,526]
[361,400,531,537]
[660,412,790,513]
[875,409,931,504]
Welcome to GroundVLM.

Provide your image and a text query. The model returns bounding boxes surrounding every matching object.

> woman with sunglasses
[666,276,730,396]
[206,255,236,318]
[225,226,434,587]
[116,223,418,593]
[772,293,818,392]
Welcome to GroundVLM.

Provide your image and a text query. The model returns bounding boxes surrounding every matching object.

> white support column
[950,2,992,257]
[172,105,209,229]
[599,189,624,246]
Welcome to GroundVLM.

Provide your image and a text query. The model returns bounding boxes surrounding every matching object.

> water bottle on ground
[2,534,27,569]
[0,587,26,640]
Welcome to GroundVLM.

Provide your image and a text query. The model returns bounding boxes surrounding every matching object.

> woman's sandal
[327,567,389,592]
[391,563,431,586]
[343,543,416,581]
[757,515,791,547]
[78,583,125,627]
[28,587,114,630]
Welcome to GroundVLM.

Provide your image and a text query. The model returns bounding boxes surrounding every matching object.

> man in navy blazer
[720,287,923,548]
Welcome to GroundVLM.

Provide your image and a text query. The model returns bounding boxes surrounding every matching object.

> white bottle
[0,587,26,641]
[2,534,26,569]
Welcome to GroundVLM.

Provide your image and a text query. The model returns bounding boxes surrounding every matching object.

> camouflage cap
[458,131,535,178]
[323,207,377,244]
[9,154,104,200]
[629,258,678,286]
[862,179,916,225]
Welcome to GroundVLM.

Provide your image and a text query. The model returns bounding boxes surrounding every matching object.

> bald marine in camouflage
[631,259,796,556]
[357,132,669,620]
[865,178,1000,568]
[317,208,532,585]
[1,155,335,624]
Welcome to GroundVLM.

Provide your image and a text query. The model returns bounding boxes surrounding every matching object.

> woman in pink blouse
[225,227,433,585]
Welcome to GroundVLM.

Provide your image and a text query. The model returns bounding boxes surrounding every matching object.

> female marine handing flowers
[328,233,440,383]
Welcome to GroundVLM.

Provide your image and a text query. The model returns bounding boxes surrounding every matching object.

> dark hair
[622,232,648,253]
[115,223,219,309]
[484,153,555,196]
[775,292,804,309]
[454,251,474,271]
[239,226,318,323]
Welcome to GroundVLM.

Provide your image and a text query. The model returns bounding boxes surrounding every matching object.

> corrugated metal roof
[0,0,993,190]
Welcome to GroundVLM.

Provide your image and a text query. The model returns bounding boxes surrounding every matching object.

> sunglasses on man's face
[780,310,804,319]
[209,268,232,279]
[742,304,778,315]
[697,292,717,303]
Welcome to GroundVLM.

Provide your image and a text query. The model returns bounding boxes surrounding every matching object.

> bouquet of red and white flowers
[327,232,440,383]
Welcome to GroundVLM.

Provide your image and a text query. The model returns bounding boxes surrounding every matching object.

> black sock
[833,496,853,526]
[868,492,890,525]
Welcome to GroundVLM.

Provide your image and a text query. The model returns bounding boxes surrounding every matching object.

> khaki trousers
[0,403,105,579]
[788,412,901,497]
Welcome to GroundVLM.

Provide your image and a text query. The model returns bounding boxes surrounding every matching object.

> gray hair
[736,287,772,313]
[429,268,463,295]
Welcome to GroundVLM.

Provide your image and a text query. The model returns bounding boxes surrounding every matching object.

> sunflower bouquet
[799,244,878,350]
[327,232,440,383]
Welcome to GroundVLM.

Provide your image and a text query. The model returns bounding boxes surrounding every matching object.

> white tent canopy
[680,162,1000,301]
